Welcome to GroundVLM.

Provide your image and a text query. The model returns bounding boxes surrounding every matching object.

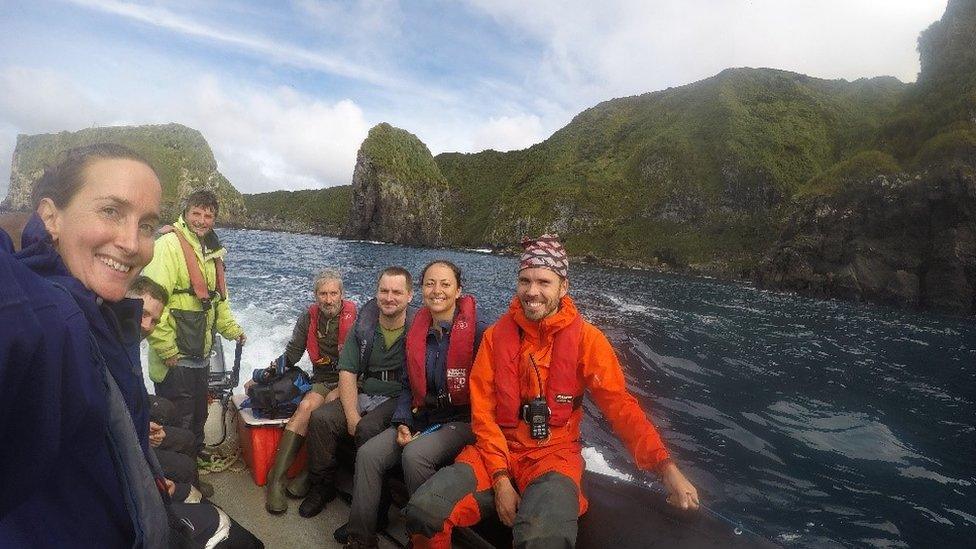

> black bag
[245,364,311,420]
[170,308,209,358]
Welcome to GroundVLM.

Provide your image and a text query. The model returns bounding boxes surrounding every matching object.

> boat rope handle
[639,474,763,539]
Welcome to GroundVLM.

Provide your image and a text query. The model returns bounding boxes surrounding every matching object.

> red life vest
[307,300,357,364]
[405,295,477,408]
[492,313,583,428]
[160,225,226,302]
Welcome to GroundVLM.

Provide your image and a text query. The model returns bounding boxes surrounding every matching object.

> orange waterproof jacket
[469,295,671,485]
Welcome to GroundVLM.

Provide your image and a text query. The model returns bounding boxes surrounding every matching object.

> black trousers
[155,448,199,485]
[305,396,398,487]
[154,365,209,457]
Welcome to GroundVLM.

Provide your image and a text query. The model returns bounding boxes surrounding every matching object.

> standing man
[299,266,416,518]
[143,189,247,461]
[404,234,700,548]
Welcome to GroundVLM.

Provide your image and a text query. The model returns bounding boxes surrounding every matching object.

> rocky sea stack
[343,123,448,246]
[1,123,245,222]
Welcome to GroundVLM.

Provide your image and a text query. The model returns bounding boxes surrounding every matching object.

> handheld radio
[525,355,550,440]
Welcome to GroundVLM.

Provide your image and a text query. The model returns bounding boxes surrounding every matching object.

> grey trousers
[405,466,581,549]
[305,395,398,488]
[348,422,474,543]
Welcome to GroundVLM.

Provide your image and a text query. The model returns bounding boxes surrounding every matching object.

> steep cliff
[343,123,448,246]
[2,123,245,222]
[757,0,976,314]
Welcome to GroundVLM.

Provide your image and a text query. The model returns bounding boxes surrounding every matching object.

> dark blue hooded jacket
[0,215,152,547]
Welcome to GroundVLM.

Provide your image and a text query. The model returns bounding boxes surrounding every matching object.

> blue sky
[0,0,948,196]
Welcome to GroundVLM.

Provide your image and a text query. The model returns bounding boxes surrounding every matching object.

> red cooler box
[234,394,307,486]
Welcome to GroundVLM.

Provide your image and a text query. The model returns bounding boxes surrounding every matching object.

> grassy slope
[243,186,351,234]
[10,124,243,218]
[361,123,447,189]
[438,69,906,271]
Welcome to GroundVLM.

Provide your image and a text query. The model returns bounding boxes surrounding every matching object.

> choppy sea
[145,228,976,548]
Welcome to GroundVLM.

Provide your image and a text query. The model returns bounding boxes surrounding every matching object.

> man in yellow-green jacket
[143,189,247,459]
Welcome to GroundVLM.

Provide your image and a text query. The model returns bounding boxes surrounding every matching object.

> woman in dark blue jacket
[342,260,486,548]
[0,144,170,547]
[0,144,260,548]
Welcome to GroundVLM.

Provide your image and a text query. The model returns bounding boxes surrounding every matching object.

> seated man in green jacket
[143,189,246,460]
[299,266,417,518]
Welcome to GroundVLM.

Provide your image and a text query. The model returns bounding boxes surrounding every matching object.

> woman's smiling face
[423,262,461,321]
[40,158,162,302]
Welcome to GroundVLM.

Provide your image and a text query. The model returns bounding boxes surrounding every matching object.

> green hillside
[438,69,906,272]
[241,186,351,234]
[3,123,244,222]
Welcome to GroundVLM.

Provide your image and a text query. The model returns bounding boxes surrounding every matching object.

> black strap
[367,370,397,383]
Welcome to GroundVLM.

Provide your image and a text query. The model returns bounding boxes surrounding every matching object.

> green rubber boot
[286,468,310,499]
[265,430,304,514]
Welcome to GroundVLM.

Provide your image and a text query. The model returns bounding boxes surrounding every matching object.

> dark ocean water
[213,228,975,548]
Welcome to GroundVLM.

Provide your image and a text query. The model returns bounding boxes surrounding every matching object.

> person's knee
[149,395,177,425]
[296,393,323,415]
[353,416,385,447]
[514,472,579,549]
[309,402,343,431]
[291,401,315,424]
[355,436,387,471]
[404,463,476,538]
[401,445,435,481]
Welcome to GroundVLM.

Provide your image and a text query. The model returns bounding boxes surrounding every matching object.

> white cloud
[467,0,947,107]
[66,0,398,89]
[470,114,545,152]
[179,77,371,192]
[0,66,107,133]
[0,1,952,200]
[0,66,371,195]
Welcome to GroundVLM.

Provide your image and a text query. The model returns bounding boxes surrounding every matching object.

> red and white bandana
[518,233,568,278]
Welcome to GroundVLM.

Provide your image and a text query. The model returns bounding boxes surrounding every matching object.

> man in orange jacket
[403,234,699,549]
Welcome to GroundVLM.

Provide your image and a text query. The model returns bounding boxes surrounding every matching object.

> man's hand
[346,413,361,437]
[148,422,166,448]
[493,475,520,527]
[396,424,413,447]
[237,333,247,346]
[164,478,176,496]
[660,461,700,511]
[164,356,179,368]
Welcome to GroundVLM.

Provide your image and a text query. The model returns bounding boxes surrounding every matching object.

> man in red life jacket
[404,234,700,548]
[299,266,417,518]
[261,268,358,514]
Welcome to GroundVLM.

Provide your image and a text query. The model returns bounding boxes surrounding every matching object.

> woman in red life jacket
[259,269,357,514]
[341,260,485,549]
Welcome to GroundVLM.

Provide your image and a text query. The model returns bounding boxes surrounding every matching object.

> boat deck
[204,467,409,549]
